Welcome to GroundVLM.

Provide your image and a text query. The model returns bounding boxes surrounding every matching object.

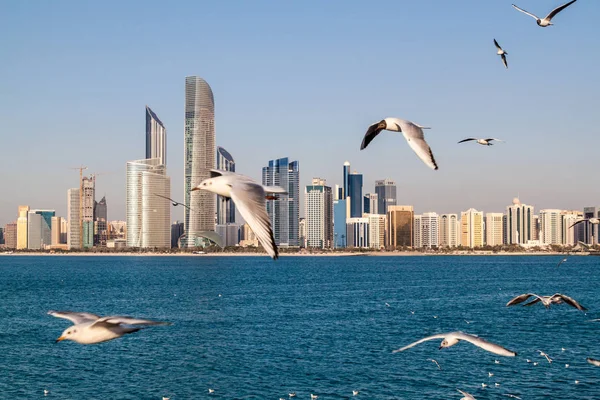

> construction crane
[69,166,87,248]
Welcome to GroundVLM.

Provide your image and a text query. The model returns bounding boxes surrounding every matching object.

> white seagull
[494,39,508,69]
[289,393,296,398]
[458,389,476,400]
[428,358,442,369]
[512,0,577,27]
[557,257,568,267]
[506,293,587,311]
[569,218,600,229]
[48,310,170,344]
[538,350,553,363]
[392,331,517,357]
[311,394,318,400]
[587,358,600,367]
[208,388,215,394]
[353,390,360,396]
[458,138,503,146]
[360,117,439,170]
[192,169,287,260]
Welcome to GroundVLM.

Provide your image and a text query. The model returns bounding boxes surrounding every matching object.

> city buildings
[108,220,126,240]
[413,214,422,248]
[333,199,347,248]
[583,206,600,245]
[539,209,562,245]
[4,222,17,249]
[82,176,95,248]
[171,221,184,248]
[298,218,306,248]
[506,198,535,245]
[262,157,299,247]
[375,179,397,215]
[419,212,439,248]
[439,214,459,247]
[342,161,350,200]
[184,76,216,246]
[460,208,484,248]
[94,196,108,246]
[240,223,258,247]
[27,209,55,249]
[562,211,583,246]
[146,105,167,166]
[387,205,414,248]
[216,146,236,225]
[67,189,80,249]
[366,213,386,249]
[17,205,29,249]
[51,216,63,246]
[304,178,333,249]
[0,227,3,245]
[348,172,363,218]
[363,193,378,215]
[215,224,241,247]
[485,213,504,246]
[346,217,369,248]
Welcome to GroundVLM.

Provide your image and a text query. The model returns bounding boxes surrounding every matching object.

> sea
[0,255,598,399]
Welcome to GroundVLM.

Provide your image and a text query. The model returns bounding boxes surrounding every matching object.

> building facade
[346,217,369,248]
[17,205,29,249]
[506,198,534,245]
[146,105,167,166]
[348,172,363,218]
[539,209,563,245]
[333,199,347,248]
[363,193,378,215]
[375,179,397,216]
[82,176,95,248]
[51,216,62,246]
[94,196,108,246]
[4,222,17,249]
[215,224,241,247]
[420,212,439,248]
[583,206,600,245]
[305,178,333,249]
[439,214,459,247]
[67,189,80,249]
[27,209,55,249]
[342,161,350,200]
[216,146,236,225]
[171,221,185,248]
[562,211,583,246]
[387,205,414,248]
[460,208,484,248]
[366,213,386,249]
[485,213,504,246]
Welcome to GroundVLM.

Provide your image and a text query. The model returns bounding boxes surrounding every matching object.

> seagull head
[192,177,231,197]
[56,326,78,343]
[439,337,459,350]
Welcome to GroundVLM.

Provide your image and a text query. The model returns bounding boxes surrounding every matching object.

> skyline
[2,1,600,226]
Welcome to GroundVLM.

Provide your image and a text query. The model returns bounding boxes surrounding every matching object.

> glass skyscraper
[262,157,299,247]
[184,76,215,246]
[348,173,363,218]
[27,209,55,249]
[146,106,166,166]
[342,161,350,200]
[216,146,236,225]
[375,179,397,215]
[333,199,347,248]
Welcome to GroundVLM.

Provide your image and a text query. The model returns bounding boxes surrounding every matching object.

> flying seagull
[428,358,442,369]
[512,0,577,27]
[587,358,600,367]
[154,193,192,210]
[191,169,286,260]
[494,39,508,69]
[360,117,439,170]
[48,310,170,344]
[506,293,587,311]
[458,138,503,146]
[557,256,568,267]
[538,350,553,363]
[392,331,517,357]
[458,389,476,400]
[569,218,600,229]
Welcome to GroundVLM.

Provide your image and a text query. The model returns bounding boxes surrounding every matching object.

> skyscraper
[562,211,583,246]
[506,198,534,245]
[375,179,397,215]
[171,221,185,248]
[413,214,422,248]
[126,159,171,248]
[146,106,167,166]
[305,178,333,249]
[27,209,55,249]
[485,213,504,246]
[387,205,414,248]
[82,176,95,248]
[539,209,562,245]
[583,206,600,244]
[333,199,347,248]
[363,193,378,215]
[4,222,17,249]
[460,208,484,248]
[216,146,236,225]
[51,216,62,246]
[16,205,29,249]
[348,172,363,218]
[346,217,369,248]
[94,196,108,246]
[68,188,80,249]
[439,214,459,247]
[420,212,439,248]
[342,161,350,200]
[184,76,216,246]
[366,213,386,249]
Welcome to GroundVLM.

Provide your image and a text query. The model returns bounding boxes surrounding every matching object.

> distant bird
[154,193,192,210]
[311,394,318,400]
[538,350,553,364]
[512,1,578,27]
[557,257,568,267]
[464,320,473,324]
[353,390,360,396]
[488,372,494,377]
[48,310,170,344]
[458,138,503,146]
[162,397,170,400]
[385,302,391,307]
[569,218,600,229]
[288,393,296,398]
[506,293,587,311]
[360,117,439,170]
[495,383,501,387]
[494,39,508,69]
[587,358,600,367]
[481,383,488,388]
[533,362,539,366]
[526,359,531,363]
[506,395,522,400]
[562,348,566,351]
[393,331,517,357]
[44,389,49,396]
[575,380,580,384]
[565,364,570,368]
[192,169,287,260]
[208,388,215,394]
[458,389,477,399]
[428,358,442,369]
[495,360,501,364]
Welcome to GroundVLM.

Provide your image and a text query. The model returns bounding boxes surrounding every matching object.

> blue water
[1,255,599,399]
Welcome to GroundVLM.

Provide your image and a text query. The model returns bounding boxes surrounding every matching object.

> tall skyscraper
[262,157,299,247]
[305,178,333,249]
[146,106,167,166]
[485,213,504,246]
[375,179,397,215]
[583,206,600,245]
[16,205,29,249]
[387,205,414,248]
[68,188,80,249]
[460,208,484,248]
[27,209,55,249]
[562,211,583,246]
[298,218,306,248]
[0,227,3,245]
[439,214,459,247]
[4,222,17,249]
[171,221,185,248]
[216,146,236,225]
[94,196,108,246]
[539,209,563,245]
[363,193,378,215]
[184,76,216,246]
[348,172,363,218]
[82,176,95,248]
[366,213,386,249]
[413,214,422,248]
[420,212,439,248]
[346,217,369,248]
[51,216,62,246]
[342,161,350,200]
[126,159,171,248]
[333,199,347,248]
[506,198,534,245]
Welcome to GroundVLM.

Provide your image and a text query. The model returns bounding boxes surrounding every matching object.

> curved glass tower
[184,76,216,246]
[146,106,166,166]
[216,146,235,225]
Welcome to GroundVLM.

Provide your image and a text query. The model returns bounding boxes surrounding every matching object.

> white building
[461,208,484,248]
[506,198,535,245]
[413,215,422,248]
[439,214,459,247]
[539,209,563,245]
[365,213,386,249]
[562,212,583,246]
[364,193,378,215]
[67,188,81,249]
[485,213,504,246]
[346,217,369,248]
[421,212,439,248]
[304,178,333,249]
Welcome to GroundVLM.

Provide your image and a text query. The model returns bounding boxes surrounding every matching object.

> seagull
[208,388,215,394]
[289,393,296,398]
[495,383,501,387]
[506,293,587,311]
[562,347,566,351]
[360,117,439,170]
[575,380,579,384]
[533,362,539,366]
[154,193,192,210]
[494,39,508,69]
[428,358,442,369]
[392,331,517,357]
[353,390,360,396]
[557,257,568,267]
[506,395,522,400]
[512,1,578,27]
[526,359,531,363]
[495,360,501,364]
[569,218,600,229]
[587,358,600,366]
[311,394,318,400]
[458,138,503,146]
[162,397,170,400]
[48,310,170,344]
[192,169,287,260]
[44,389,49,396]
[488,372,494,377]
[481,383,488,388]
[565,364,570,368]
[458,389,476,399]
[538,350,553,363]
[385,302,391,307]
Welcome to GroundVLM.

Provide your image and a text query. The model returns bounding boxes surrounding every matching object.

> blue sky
[1,0,599,225]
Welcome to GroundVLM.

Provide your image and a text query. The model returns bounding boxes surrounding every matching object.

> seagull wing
[398,120,439,170]
[568,219,586,229]
[457,390,476,400]
[456,332,517,357]
[494,39,502,51]
[360,121,385,150]
[230,181,278,260]
[506,293,539,306]
[512,4,540,20]
[458,138,477,143]
[553,294,587,311]
[48,310,100,324]
[557,257,567,267]
[501,54,508,69]
[485,138,503,142]
[392,333,447,353]
[523,297,543,306]
[587,358,600,367]
[154,193,191,210]
[545,0,577,21]
[91,316,170,328]
[263,186,288,194]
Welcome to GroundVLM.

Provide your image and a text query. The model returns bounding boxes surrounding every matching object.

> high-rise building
[51,216,62,246]
[366,213,386,249]
[342,161,350,200]
[184,76,216,246]
[16,205,29,249]
[0,227,3,245]
[27,209,55,249]
[375,179,397,215]
[420,212,439,248]
[583,206,600,245]
[387,205,414,248]
[262,157,299,247]
[94,196,108,246]
[485,213,504,246]
[240,223,259,247]
[126,159,171,248]
[346,217,369,248]
[539,209,563,245]
[305,178,333,249]
[532,215,540,241]
[82,176,95,248]
[171,221,185,248]
[363,193,378,215]
[60,218,68,244]
[439,214,459,247]
[506,198,534,245]
[108,220,127,240]
[460,208,484,248]
[413,214,422,248]
[298,218,306,248]
[4,222,17,249]
[348,172,363,218]
[216,147,236,225]
[67,189,80,249]
[146,106,167,166]
[333,199,347,248]
[215,224,241,247]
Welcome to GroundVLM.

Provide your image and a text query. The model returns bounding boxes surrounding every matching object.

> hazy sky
[1,0,599,226]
